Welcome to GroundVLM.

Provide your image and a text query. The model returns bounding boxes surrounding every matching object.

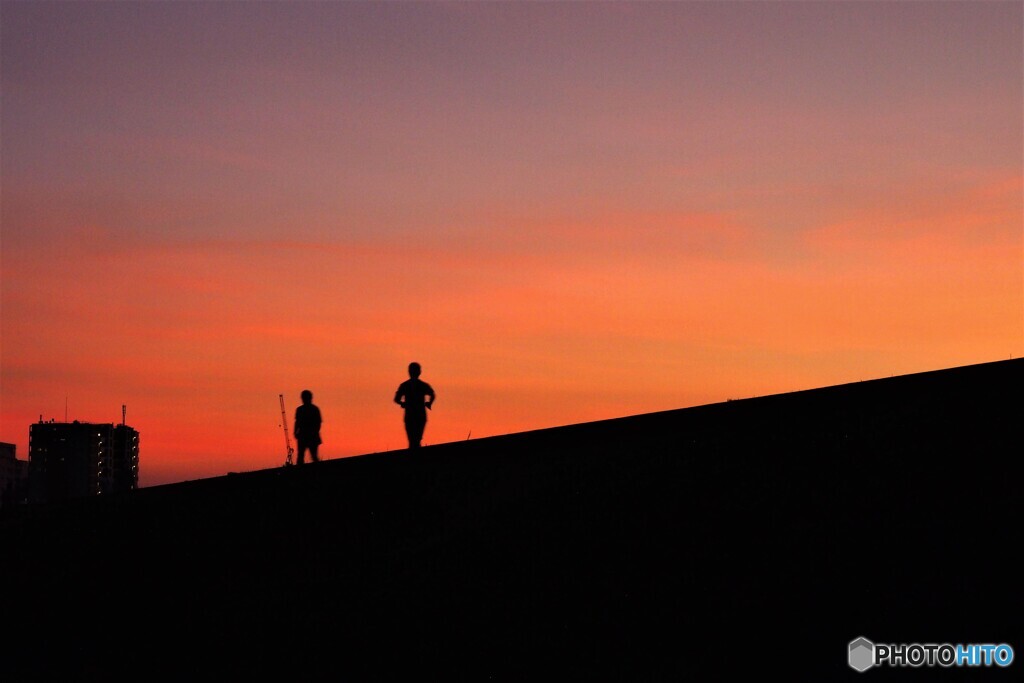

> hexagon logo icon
[849,637,875,672]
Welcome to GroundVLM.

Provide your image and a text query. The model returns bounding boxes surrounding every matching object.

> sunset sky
[2,1,1021,488]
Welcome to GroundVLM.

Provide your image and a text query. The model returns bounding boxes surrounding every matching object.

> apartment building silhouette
[0,442,28,508]
[28,420,139,504]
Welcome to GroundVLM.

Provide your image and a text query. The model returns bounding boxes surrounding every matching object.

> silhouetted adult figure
[294,389,322,464]
[394,362,435,449]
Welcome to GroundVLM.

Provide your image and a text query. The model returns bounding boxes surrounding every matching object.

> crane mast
[279,394,295,466]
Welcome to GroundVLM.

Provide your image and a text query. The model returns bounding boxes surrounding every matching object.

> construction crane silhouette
[279,394,295,466]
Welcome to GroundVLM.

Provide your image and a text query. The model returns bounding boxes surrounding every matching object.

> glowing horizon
[2,1,1021,487]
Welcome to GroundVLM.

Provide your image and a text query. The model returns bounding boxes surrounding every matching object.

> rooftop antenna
[122,404,126,426]
[278,394,295,467]
[65,396,68,422]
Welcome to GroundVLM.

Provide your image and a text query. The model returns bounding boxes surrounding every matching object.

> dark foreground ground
[2,359,1021,680]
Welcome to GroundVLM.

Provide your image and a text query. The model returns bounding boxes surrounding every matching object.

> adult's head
[408,362,421,379]
[301,390,313,404]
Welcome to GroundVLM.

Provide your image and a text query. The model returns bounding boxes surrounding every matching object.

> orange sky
[1,2,1021,487]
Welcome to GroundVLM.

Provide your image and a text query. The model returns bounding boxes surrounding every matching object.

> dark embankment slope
[2,358,1021,680]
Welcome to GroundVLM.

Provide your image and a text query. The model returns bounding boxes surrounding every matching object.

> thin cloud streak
[1,2,1020,485]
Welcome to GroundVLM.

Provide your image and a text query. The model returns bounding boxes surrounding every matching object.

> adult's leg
[296,443,307,465]
[405,418,425,449]
[309,444,320,462]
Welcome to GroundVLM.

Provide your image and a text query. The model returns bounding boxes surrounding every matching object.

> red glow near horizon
[1,2,1021,486]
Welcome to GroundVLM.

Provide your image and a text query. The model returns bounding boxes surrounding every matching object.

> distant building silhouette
[28,420,139,504]
[0,442,28,508]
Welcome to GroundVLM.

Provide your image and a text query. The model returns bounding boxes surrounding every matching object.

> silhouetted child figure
[294,389,322,464]
[394,362,435,449]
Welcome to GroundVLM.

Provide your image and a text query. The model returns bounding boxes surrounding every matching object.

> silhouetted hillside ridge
[2,358,1020,680]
